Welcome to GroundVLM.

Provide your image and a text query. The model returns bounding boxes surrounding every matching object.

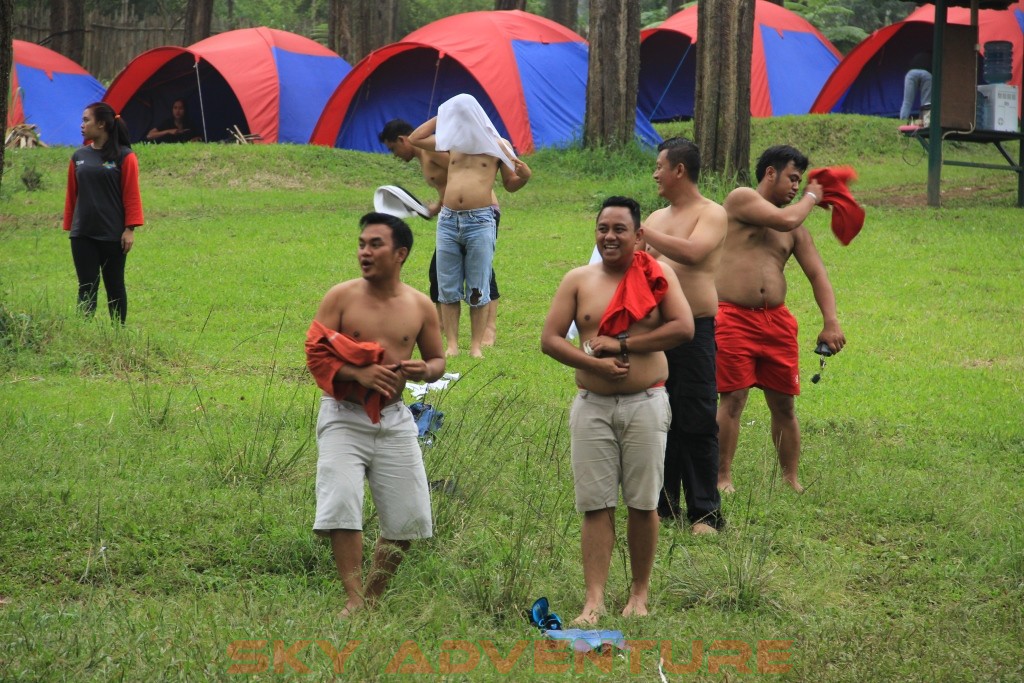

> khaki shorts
[313,397,432,540]
[569,387,671,512]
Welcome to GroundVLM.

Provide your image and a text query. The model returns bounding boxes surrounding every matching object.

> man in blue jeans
[409,98,531,358]
[900,51,932,123]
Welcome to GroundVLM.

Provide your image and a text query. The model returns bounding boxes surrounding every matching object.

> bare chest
[337,302,420,356]
[575,277,663,336]
[728,225,794,263]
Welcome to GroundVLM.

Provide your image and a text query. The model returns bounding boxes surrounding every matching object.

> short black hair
[378,119,413,143]
[598,196,641,230]
[657,136,700,183]
[755,145,809,183]
[360,212,413,253]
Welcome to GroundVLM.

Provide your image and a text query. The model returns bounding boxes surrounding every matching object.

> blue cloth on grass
[408,401,443,437]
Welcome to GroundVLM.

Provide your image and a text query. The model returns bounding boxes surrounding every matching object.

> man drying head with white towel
[410,93,532,359]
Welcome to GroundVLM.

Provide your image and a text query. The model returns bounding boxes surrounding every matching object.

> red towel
[305,320,387,423]
[808,166,865,246]
[597,251,668,337]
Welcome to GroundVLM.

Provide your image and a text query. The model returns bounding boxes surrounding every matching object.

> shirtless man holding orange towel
[306,212,445,619]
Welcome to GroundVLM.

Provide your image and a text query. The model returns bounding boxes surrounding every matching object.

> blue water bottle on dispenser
[983,40,1013,84]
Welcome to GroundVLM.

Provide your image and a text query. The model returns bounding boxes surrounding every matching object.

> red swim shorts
[715,302,800,396]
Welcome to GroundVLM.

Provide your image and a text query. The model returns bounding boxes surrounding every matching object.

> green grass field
[1,115,1022,681]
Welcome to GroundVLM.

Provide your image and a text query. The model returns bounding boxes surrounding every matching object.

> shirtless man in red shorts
[717,146,846,494]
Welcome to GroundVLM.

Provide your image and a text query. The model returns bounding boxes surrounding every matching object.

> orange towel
[808,166,865,246]
[598,251,668,337]
[305,320,386,423]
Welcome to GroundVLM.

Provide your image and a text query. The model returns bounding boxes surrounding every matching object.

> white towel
[435,94,517,169]
[405,372,462,399]
[373,185,431,219]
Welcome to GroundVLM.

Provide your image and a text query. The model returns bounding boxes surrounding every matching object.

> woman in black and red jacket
[63,102,144,324]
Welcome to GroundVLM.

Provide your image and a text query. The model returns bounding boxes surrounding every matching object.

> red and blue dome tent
[103,27,351,144]
[309,10,660,154]
[8,40,106,145]
[811,4,1023,116]
[639,0,841,121]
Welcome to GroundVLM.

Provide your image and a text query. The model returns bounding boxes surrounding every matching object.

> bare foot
[469,348,484,359]
[784,478,805,494]
[337,598,365,620]
[718,481,736,494]
[570,604,603,627]
[691,522,717,536]
[621,596,648,618]
[481,337,495,348]
[446,347,460,358]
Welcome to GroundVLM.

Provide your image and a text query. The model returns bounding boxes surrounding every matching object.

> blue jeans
[436,206,495,307]
[900,69,931,121]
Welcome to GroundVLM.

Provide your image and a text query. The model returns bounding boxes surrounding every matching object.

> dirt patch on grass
[866,181,1010,208]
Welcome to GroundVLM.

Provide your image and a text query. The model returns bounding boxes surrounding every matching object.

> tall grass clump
[414,372,573,622]
[125,335,176,429]
[192,321,315,489]
[0,294,63,361]
[664,443,787,613]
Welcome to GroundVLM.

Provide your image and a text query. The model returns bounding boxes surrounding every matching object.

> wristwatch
[616,332,629,356]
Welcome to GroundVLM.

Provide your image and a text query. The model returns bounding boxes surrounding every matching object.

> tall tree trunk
[495,0,526,9]
[667,0,686,15]
[584,0,639,149]
[348,1,397,63]
[184,0,215,46]
[328,0,352,59]
[1,0,13,196]
[48,0,84,63]
[547,0,577,29]
[694,0,753,184]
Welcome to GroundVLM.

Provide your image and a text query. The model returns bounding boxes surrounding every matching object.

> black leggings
[70,237,127,323]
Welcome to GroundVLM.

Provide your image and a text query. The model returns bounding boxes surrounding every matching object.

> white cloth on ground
[405,372,462,399]
[435,93,517,169]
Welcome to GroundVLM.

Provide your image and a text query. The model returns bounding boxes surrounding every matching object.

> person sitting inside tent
[146,99,200,143]
[899,51,932,123]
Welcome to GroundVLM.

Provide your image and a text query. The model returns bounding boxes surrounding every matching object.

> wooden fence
[13,9,249,83]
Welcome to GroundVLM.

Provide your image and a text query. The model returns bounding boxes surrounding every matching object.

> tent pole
[647,43,693,121]
[194,59,209,143]
[927,0,947,207]
[426,55,442,118]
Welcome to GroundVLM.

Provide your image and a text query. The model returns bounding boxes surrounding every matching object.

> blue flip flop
[530,597,562,631]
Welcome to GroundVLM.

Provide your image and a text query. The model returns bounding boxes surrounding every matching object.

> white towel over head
[435,93,517,169]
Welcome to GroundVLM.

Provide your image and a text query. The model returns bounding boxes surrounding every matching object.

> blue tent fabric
[14,67,105,145]
[762,27,841,116]
[513,41,660,148]
[514,41,589,148]
[273,49,352,144]
[311,11,660,152]
[336,50,505,154]
[837,26,932,117]
[637,32,696,122]
[330,44,659,153]
[639,1,841,119]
